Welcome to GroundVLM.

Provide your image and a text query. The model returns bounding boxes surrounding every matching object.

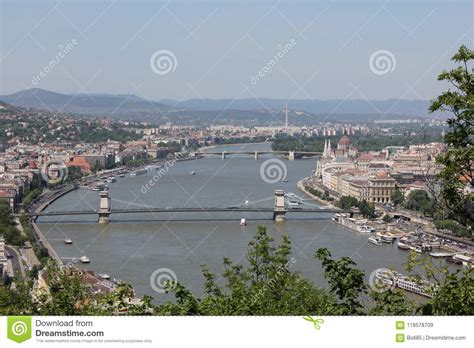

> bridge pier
[98,191,111,224]
[273,190,287,222]
[221,151,226,160]
[288,151,295,160]
[254,151,259,160]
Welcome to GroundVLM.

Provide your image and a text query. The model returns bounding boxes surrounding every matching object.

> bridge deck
[29,207,345,217]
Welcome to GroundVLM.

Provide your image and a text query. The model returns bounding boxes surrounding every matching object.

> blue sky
[1,0,472,101]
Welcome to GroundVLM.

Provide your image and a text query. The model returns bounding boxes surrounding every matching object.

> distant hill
[0,88,169,118]
[160,98,437,117]
[0,88,444,123]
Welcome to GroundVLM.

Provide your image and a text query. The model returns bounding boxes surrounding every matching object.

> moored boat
[396,276,434,298]
[332,213,375,233]
[428,252,455,258]
[130,168,147,176]
[368,236,383,245]
[80,256,90,263]
[446,256,462,265]
[397,241,411,250]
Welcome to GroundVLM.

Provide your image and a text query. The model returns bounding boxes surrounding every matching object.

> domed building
[315,133,358,178]
[335,134,357,158]
[337,135,351,150]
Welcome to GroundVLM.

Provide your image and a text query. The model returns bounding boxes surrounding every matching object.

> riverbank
[297,177,337,209]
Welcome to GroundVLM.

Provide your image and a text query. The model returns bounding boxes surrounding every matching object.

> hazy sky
[1,0,472,101]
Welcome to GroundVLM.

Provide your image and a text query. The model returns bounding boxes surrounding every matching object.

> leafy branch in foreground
[1,225,473,316]
[430,44,473,228]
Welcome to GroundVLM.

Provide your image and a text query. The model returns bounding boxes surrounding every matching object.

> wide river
[37,143,416,303]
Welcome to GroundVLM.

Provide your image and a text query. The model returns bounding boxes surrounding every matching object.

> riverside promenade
[29,185,78,266]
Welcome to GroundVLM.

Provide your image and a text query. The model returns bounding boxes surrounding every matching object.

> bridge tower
[221,151,226,159]
[273,190,287,222]
[98,191,111,224]
[288,151,295,160]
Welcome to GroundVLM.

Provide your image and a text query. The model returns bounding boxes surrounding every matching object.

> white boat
[288,201,299,207]
[64,238,73,245]
[409,245,423,253]
[118,173,125,178]
[396,276,433,298]
[190,171,196,175]
[97,273,110,280]
[368,236,383,245]
[397,242,411,250]
[357,225,375,233]
[332,213,375,233]
[453,254,474,268]
[92,181,106,191]
[240,218,247,226]
[245,200,249,205]
[80,256,90,263]
[130,169,147,176]
[106,176,116,183]
[377,233,396,243]
[428,252,455,258]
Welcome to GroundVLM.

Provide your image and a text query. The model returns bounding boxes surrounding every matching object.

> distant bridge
[197,150,322,160]
[29,190,354,223]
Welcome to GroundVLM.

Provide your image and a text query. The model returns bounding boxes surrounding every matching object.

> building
[67,156,92,173]
[367,172,396,204]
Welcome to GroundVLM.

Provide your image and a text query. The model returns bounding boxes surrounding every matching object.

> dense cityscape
[0,52,472,314]
[0,1,472,346]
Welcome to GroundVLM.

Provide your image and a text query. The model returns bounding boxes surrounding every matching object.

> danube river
[37,143,417,302]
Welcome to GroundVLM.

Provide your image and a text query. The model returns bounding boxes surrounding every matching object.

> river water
[37,143,418,302]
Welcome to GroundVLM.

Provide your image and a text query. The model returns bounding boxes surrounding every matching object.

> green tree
[337,196,359,210]
[422,268,474,315]
[358,199,376,219]
[429,45,473,228]
[391,187,404,207]
[314,248,366,314]
[0,200,25,246]
[158,226,337,315]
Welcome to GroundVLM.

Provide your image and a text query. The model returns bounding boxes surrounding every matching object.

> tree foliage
[430,45,473,227]
[0,225,473,316]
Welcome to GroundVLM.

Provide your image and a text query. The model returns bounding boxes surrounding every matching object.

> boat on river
[332,213,375,233]
[429,252,455,258]
[368,236,382,245]
[397,242,411,250]
[130,168,147,176]
[80,256,90,263]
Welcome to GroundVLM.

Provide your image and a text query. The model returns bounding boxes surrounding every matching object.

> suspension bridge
[27,190,356,223]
